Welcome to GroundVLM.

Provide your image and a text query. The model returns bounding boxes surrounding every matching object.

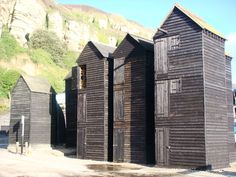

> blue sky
[57,0,236,84]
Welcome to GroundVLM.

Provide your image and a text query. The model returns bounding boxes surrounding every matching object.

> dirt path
[0,149,235,177]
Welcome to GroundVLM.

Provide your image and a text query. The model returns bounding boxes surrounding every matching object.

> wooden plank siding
[203,31,229,169]
[30,92,51,145]
[113,34,155,164]
[225,55,236,162]
[154,7,206,168]
[76,42,114,161]
[9,77,31,144]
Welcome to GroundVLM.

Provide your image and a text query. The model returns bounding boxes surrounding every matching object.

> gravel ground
[0,148,236,177]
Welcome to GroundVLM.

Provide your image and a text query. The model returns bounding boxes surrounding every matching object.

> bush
[0,30,25,60]
[0,67,20,99]
[29,48,54,65]
[29,30,66,64]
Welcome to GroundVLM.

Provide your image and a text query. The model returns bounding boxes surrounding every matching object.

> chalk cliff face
[0,0,154,51]
[9,0,46,46]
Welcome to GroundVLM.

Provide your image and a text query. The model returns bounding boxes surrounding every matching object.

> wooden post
[21,116,25,155]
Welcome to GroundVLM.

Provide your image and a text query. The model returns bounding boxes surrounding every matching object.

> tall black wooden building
[153,4,235,169]
[76,41,115,161]
[112,34,155,164]
[9,75,64,148]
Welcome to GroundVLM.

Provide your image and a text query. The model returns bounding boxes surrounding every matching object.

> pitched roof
[160,4,224,39]
[129,34,153,51]
[91,41,116,58]
[21,75,52,94]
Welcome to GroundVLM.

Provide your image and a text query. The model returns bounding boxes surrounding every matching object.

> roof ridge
[128,33,153,43]
[174,4,224,39]
[90,41,116,49]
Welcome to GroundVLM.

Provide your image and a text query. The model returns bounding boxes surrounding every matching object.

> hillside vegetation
[0,0,154,112]
[0,28,78,112]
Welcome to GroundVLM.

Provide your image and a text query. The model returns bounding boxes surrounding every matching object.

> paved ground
[0,148,236,177]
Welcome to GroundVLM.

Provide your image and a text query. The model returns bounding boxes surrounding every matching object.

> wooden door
[114,90,124,121]
[154,38,168,76]
[155,81,169,118]
[113,129,124,162]
[77,128,86,158]
[77,94,86,122]
[155,128,169,165]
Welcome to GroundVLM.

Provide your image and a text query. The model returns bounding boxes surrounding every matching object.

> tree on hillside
[29,30,66,64]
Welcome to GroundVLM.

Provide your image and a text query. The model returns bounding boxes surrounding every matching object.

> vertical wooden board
[77,128,86,158]
[156,81,169,117]
[113,129,124,162]
[114,90,124,120]
[156,128,164,164]
[164,128,170,165]
[77,94,86,122]
[154,38,168,75]
[156,128,169,165]
[114,58,125,85]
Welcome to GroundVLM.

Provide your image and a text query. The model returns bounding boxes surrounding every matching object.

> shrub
[0,30,25,60]
[29,30,66,64]
[0,67,20,99]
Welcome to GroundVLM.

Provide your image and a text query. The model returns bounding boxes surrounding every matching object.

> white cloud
[226,32,236,85]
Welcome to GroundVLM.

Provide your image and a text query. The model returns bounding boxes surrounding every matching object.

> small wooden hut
[112,34,155,164]
[8,75,61,148]
[153,4,235,169]
[76,41,115,161]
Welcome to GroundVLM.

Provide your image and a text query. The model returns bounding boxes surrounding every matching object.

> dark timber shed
[76,41,115,161]
[9,75,61,148]
[112,34,155,164]
[153,4,235,169]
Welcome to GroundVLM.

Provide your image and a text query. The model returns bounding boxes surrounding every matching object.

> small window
[79,65,86,89]
[168,35,180,50]
[170,78,182,93]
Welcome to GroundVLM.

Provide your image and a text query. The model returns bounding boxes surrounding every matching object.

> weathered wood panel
[113,128,124,162]
[203,31,229,169]
[113,34,155,164]
[154,7,206,168]
[30,92,51,145]
[155,38,168,75]
[225,56,236,163]
[9,77,31,144]
[76,42,113,161]
[156,128,169,165]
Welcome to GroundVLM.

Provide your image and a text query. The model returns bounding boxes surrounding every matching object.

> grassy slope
[0,30,78,112]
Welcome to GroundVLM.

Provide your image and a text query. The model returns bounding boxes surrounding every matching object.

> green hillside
[0,28,78,112]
